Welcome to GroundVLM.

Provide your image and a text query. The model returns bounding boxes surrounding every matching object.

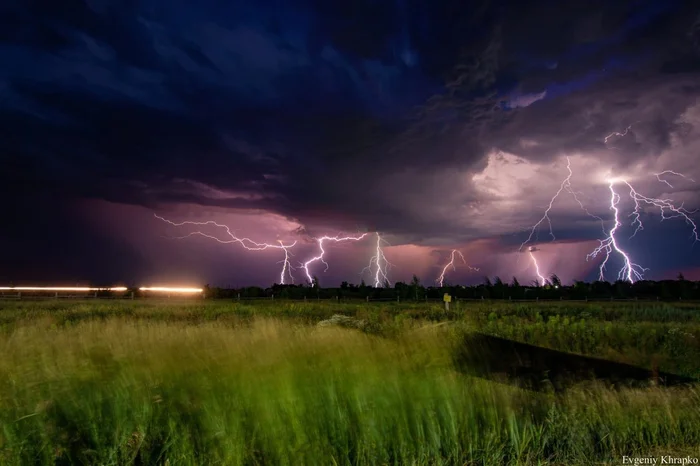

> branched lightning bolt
[360,233,394,287]
[626,177,699,241]
[587,172,698,282]
[518,157,605,284]
[436,250,479,287]
[586,181,647,282]
[528,250,547,286]
[655,170,696,189]
[154,214,297,284]
[302,233,369,286]
[519,157,605,252]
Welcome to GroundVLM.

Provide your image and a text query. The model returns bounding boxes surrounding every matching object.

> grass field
[1,299,699,465]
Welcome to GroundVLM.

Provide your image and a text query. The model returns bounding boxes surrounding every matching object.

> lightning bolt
[436,249,479,287]
[361,232,394,287]
[519,156,605,252]
[655,170,696,189]
[154,214,298,284]
[587,173,698,282]
[528,250,547,286]
[603,124,633,146]
[586,181,647,282]
[518,157,605,285]
[302,233,369,286]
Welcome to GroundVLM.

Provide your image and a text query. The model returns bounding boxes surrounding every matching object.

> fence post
[304,296,307,302]
[336,296,339,302]
[397,295,400,303]
[94,292,98,298]
[366,296,369,302]
[536,297,539,302]
[237,293,241,301]
[271,294,274,301]
[55,292,58,299]
[131,292,134,300]
[18,292,21,300]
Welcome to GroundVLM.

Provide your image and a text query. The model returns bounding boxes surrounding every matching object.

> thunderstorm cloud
[1,0,699,286]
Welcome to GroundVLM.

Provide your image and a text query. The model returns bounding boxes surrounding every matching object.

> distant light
[555,285,559,289]
[0,286,127,292]
[139,287,203,293]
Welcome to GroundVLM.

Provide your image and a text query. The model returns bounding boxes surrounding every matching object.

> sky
[2,0,700,288]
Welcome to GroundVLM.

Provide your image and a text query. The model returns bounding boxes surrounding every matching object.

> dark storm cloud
[1,0,699,253]
[0,194,152,285]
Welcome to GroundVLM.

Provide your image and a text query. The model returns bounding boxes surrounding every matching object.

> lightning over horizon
[154,214,298,285]
[436,249,479,287]
[5,0,700,291]
[587,171,699,283]
[361,233,394,287]
[528,249,547,286]
[519,157,605,253]
[302,233,369,286]
[518,157,604,284]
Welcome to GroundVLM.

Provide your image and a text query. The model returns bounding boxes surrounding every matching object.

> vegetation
[197,272,700,301]
[1,299,699,465]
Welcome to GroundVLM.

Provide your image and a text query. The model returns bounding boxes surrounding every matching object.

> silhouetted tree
[510,276,521,299]
[550,274,562,288]
[410,274,423,300]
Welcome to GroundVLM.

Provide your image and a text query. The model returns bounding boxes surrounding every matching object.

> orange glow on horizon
[139,286,204,293]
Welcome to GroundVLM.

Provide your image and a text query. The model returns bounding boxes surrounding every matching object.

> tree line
[203,273,700,301]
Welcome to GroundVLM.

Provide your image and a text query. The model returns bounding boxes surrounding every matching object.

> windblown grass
[0,310,699,465]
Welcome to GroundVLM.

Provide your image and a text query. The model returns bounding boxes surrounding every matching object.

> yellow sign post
[443,293,452,310]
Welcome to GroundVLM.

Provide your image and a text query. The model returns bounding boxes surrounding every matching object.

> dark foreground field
[1,299,699,465]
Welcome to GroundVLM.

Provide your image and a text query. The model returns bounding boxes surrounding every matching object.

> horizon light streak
[436,249,478,287]
[154,214,297,284]
[139,286,204,293]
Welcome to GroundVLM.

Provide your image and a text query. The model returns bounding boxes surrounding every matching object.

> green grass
[0,299,699,465]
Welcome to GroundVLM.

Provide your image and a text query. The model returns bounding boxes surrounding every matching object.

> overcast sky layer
[2,0,700,287]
